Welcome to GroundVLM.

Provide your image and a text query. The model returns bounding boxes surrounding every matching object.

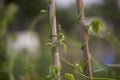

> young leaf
[40,9,48,14]
[90,19,104,34]
[46,43,53,46]
[47,65,60,79]
[64,73,75,80]
[61,43,67,54]
[58,33,65,44]
[75,64,83,72]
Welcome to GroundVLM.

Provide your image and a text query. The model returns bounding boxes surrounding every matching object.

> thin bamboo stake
[49,0,61,80]
[76,0,93,80]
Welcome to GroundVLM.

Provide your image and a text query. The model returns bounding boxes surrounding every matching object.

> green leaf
[64,73,75,80]
[47,65,60,79]
[58,24,62,32]
[46,43,53,46]
[61,43,67,54]
[51,45,57,55]
[40,9,48,14]
[75,64,83,72]
[90,19,104,34]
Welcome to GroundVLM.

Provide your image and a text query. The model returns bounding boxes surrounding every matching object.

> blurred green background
[0,0,120,80]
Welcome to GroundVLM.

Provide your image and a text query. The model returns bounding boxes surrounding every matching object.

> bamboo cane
[49,0,61,80]
[76,0,93,80]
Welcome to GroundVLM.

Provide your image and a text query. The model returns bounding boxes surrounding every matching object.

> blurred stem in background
[0,2,18,80]
[0,0,8,79]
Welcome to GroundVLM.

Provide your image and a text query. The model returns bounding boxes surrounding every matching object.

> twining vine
[42,0,117,80]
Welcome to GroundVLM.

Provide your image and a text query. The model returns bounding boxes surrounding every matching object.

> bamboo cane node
[50,35,57,38]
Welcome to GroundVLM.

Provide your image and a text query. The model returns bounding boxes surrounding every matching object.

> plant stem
[49,0,61,80]
[60,57,115,80]
[76,0,93,79]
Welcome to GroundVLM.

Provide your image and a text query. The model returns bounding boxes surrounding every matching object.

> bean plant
[44,0,117,80]
[0,0,120,80]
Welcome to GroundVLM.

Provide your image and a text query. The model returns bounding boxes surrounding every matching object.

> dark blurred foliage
[2,0,120,35]
[5,0,48,31]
